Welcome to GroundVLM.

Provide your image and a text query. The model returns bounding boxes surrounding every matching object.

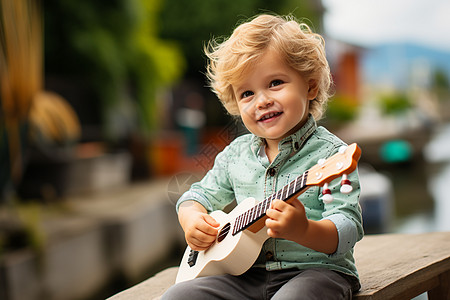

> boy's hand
[265,199,309,242]
[265,198,339,254]
[178,201,220,251]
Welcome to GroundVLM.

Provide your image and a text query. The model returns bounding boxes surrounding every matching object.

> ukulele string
[229,173,307,236]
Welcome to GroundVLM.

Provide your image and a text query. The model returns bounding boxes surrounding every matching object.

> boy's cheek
[239,106,253,120]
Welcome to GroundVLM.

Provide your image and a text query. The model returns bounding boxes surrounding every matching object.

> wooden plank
[428,270,450,300]
[107,267,178,300]
[354,231,450,299]
[108,232,450,300]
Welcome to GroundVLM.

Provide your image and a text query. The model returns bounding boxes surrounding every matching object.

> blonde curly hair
[205,14,332,120]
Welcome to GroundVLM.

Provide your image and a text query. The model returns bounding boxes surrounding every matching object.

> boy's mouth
[258,111,282,122]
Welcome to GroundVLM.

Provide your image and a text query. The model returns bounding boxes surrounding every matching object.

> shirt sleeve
[324,213,358,257]
[176,143,236,213]
[176,190,214,213]
[319,163,364,257]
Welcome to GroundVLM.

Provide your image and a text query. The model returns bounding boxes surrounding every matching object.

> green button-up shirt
[177,115,364,280]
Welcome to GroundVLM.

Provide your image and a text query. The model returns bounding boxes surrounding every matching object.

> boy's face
[233,49,317,146]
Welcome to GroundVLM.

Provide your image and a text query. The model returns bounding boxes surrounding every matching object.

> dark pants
[162,267,359,300]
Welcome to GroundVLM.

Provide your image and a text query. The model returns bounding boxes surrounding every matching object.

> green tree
[431,68,450,101]
[158,0,323,78]
[378,92,412,115]
[44,0,185,139]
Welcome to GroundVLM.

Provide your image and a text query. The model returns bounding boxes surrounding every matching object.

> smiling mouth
[258,111,282,122]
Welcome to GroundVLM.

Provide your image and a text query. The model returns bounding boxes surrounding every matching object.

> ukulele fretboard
[232,171,309,235]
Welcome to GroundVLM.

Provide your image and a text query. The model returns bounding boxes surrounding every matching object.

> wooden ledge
[109,267,178,300]
[108,231,450,300]
[353,231,450,299]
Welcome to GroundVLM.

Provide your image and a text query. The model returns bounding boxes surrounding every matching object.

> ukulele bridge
[187,250,199,267]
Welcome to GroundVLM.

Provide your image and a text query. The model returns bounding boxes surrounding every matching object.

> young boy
[163,14,363,299]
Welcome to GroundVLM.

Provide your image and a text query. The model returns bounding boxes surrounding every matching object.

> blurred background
[1,0,449,299]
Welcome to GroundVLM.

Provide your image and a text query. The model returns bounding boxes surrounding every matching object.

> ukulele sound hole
[217,223,231,243]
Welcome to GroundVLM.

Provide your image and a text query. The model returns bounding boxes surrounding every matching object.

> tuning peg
[338,145,347,154]
[340,174,353,194]
[317,158,326,166]
[322,183,334,204]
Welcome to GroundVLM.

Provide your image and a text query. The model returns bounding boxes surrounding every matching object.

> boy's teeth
[261,112,279,120]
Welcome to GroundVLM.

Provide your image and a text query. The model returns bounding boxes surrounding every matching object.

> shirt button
[265,251,274,261]
[268,168,276,176]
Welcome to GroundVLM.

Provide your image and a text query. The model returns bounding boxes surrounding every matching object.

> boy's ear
[307,79,319,100]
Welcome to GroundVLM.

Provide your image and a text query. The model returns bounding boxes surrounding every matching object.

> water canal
[384,122,450,234]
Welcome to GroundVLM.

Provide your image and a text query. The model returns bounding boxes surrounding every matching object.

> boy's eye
[270,80,283,87]
[241,91,254,99]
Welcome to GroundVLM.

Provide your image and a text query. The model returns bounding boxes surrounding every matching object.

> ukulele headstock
[306,143,361,189]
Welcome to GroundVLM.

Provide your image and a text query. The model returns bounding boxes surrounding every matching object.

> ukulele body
[176,197,269,283]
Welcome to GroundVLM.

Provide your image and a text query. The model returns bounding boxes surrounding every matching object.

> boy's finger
[266,207,281,219]
[290,198,306,212]
[266,227,279,238]
[189,239,213,251]
[195,216,219,237]
[204,214,220,227]
[271,199,286,210]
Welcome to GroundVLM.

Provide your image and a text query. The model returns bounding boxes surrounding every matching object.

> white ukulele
[176,143,362,283]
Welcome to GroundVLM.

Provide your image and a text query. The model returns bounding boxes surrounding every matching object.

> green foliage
[44,0,185,137]
[16,203,46,253]
[0,202,46,254]
[432,69,450,90]
[158,0,322,78]
[378,92,412,115]
[43,0,321,136]
[431,68,450,102]
[326,94,359,123]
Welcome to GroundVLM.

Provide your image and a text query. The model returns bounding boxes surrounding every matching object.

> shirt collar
[250,114,317,155]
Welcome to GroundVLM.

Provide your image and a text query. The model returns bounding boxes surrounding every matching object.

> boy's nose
[255,93,273,109]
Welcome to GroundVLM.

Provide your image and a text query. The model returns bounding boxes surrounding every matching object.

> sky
[322,0,450,52]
